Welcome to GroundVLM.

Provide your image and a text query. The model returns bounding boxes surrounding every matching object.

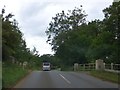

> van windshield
[43,63,50,66]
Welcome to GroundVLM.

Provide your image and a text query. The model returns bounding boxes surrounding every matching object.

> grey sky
[1,0,113,55]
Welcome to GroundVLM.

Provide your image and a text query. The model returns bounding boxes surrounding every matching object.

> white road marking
[59,74,71,84]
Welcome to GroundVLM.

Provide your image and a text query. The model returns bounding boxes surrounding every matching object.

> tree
[102,1,120,63]
[2,8,41,66]
[46,6,87,51]
[2,8,24,61]
[46,6,88,66]
[46,2,120,66]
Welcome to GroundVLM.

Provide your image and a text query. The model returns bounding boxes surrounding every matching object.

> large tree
[102,1,120,63]
[2,8,24,61]
[46,6,88,65]
[46,2,120,66]
[89,1,120,63]
[2,8,41,65]
[46,6,87,51]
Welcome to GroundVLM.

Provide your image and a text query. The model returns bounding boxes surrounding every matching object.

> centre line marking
[59,74,71,84]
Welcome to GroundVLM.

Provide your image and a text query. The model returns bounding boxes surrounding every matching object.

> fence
[78,63,95,71]
[75,63,120,73]
[104,63,120,70]
[104,63,120,73]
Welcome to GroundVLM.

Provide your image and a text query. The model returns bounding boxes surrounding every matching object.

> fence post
[74,63,78,71]
[19,62,22,66]
[111,63,113,70]
[83,64,85,70]
[104,63,106,69]
[96,59,104,70]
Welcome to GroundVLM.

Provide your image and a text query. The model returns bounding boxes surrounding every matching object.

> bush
[2,63,28,88]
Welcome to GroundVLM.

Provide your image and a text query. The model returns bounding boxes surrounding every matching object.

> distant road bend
[14,70,119,88]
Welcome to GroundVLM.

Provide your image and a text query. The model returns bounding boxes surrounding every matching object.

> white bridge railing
[74,62,120,73]
[78,63,96,70]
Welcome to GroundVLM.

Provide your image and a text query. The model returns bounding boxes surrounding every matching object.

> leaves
[2,8,41,66]
[46,2,120,66]
[46,6,87,51]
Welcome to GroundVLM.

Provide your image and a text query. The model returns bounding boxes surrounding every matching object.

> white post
[83,64,85,70]
[96,59,105,70]
[74,63,78,71]
[111,63,113,70]
[23,61,27,70]
[104,63,106,69]
[19,62,22,66]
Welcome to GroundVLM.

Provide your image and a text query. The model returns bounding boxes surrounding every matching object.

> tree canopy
[46,2,120,66]
[1,8,41,68]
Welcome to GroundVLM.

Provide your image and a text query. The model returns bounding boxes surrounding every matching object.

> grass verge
[88,70,120,84]
[2,63,30,88]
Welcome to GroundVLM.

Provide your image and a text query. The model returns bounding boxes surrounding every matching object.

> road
[14,70,119,88]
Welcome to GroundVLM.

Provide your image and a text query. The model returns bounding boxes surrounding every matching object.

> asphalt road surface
[14,70,119,88]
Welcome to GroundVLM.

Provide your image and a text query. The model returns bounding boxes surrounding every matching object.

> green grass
[2,63,29,88]
[88,70,119,84]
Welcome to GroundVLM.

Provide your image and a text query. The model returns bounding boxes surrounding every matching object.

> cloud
[83,1,113,21]
[25,36,54,55]
[1,0,113,55]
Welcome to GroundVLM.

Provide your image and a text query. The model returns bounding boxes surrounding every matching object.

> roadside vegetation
[2,62,41,88]
[45,1,120,66]
[2,63,28,88]
[88,70,119,84]
[1,8,41,88]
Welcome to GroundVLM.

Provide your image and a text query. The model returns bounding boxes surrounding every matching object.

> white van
[42,62,51,71]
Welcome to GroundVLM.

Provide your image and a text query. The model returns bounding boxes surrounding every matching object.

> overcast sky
[0,0,113,56]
